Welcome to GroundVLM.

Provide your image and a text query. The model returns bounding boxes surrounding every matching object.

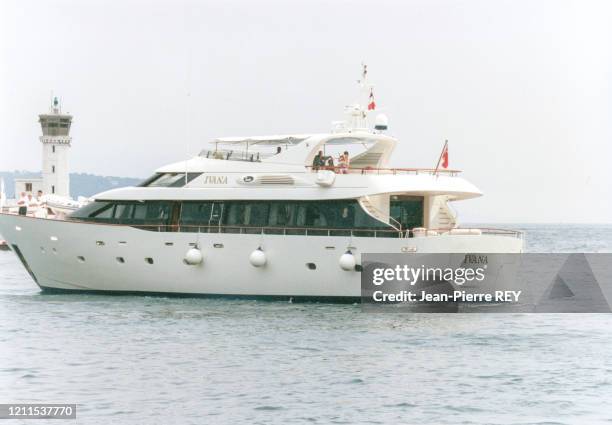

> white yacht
[0,78,523,300]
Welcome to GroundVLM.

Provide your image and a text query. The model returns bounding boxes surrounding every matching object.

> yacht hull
[0,214,523,299]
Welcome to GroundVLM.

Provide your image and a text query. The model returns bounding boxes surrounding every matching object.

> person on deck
[338,151,350,174]
[312,150,325,171]
[27,193,37,211]
[17,192,28,216]
[343,151,350,173]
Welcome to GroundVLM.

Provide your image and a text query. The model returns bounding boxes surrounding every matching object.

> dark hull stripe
[38,286,360,304]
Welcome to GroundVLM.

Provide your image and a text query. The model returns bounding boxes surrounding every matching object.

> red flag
[368,88,376,111]
[441,144,449,168]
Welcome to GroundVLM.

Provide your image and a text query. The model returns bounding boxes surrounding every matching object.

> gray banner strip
[0,404,76,419]
[361,253,612,313]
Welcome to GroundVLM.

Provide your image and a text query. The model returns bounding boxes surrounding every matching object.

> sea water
[1,224,612,424]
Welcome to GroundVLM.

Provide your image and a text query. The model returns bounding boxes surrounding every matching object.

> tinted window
[268,203,295,226]
[225,202,269,226]
[140,173,202,187]
[70,201,173,226]
[70,199,408,233]
[390,196,424,230]
[95,205,115,219]
[180,202,213,226]
[69,201,111,219]
[114,204,133,220]
[144,202,172,222]
[133,204,147,220]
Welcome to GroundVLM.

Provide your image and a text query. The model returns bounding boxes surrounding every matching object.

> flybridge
[186,64,455,175]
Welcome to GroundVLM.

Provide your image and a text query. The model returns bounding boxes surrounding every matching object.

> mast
[343,63,375,131]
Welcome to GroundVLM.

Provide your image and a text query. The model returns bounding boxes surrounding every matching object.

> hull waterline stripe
[38,286,360,304]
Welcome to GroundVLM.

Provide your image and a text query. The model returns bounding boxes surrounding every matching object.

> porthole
[213,243,224,248]
[96,241,105,246]
[77,256,85,263]
[145,257,154,265]
[306,262,316,270]
[354,264,363,272]
[165,242,174,246]
[116,257,125,264]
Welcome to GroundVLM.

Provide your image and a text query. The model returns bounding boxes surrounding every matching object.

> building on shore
[15,97,73,198]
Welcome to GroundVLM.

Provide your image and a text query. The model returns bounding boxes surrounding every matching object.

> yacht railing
[158,225,521,239]
[3,213,523,239]
[199,149,276,162]
[477,228,523,238]
[359,197,403,232]
[168,224,403,238]
[307,166,461,176]
[70,220,521,239]
[418,227,523,239]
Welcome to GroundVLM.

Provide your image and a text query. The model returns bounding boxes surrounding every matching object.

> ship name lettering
[203,175,228,184]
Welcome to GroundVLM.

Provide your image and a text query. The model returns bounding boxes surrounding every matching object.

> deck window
[139,173,202,187]
[70,201,173,226]
[71,199,406,236]
[390,196,424,230]
[175,200,389,231]
[69,201,112,219]
[225,202,270,227]
[180,202,214,228]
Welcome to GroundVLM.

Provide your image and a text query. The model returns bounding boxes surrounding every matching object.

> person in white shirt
[27,193,38,210]
[17,192,28,215]
[33,190,49,219]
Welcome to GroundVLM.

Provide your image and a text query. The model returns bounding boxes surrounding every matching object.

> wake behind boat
[0,70,523,299]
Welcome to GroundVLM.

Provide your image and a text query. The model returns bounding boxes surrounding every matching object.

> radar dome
[374,113,388,131]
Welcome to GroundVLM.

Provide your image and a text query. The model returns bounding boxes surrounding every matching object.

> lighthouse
[39,97,72,197]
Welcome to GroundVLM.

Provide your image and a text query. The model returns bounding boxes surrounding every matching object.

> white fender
[339,250,356,271]
[249,247,267,267]
[184,248,204,265]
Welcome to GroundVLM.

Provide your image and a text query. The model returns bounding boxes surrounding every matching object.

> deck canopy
[199,131,398,169]
[212,135,312,146]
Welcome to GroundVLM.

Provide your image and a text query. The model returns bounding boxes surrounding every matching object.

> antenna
[183,0,193,185]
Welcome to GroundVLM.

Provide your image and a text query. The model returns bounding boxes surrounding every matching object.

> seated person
[339,151,350,174]
[312,151,325,171]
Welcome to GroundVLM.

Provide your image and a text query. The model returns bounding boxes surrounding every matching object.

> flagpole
[434,140,448,174]
[0,177,5,211]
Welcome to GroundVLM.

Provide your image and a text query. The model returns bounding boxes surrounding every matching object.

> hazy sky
[1,0,611,223]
